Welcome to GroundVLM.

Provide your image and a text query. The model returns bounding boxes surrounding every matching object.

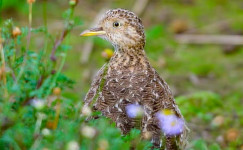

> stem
[31,112,44,150]
[0,0,2,23]
[27,3,32,49]
[42,0,47,28]
[45,53,67,98]
[16,2,33,82]
[12,38,17,65]
[50,29,68,61]
[53,97,61,129]
[35,1,79,94]
[50,5,76,62]
[34,113,44,135]
[42,0,48,57]
[0,35,8,97]
[30,136,42,150]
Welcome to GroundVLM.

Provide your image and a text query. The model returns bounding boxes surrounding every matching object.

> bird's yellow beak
[80,27,106,36]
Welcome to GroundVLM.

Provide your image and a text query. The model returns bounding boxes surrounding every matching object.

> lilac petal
[156,113,184,136]
[126,104,144,118]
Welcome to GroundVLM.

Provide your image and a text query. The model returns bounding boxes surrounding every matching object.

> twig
[36,75,44,89]
[0,35,8,97]
[175,34,243,45]
[50,29,69,61]
[186,19,232,34]
[132,0,149,16]
[50,1,78,62]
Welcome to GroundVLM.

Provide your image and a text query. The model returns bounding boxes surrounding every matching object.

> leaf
[191,139,208,150]
[62,9,72,20]
[73,17,83,26]
[209,143,221,150]
[31,26,48,33]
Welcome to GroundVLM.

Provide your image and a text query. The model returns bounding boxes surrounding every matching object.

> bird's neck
[108,46,150,72]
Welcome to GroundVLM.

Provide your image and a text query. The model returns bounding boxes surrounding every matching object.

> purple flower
[156,109,184,136]
[126,104,144,118]
[156,109,175,122]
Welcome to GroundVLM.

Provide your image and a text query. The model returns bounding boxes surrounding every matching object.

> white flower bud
[81,105,92,116]
[81,126,96,139]
[42,128,51,137]
[66,141,79,150]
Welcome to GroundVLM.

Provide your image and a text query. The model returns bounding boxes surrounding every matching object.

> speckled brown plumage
[82,8,188,149]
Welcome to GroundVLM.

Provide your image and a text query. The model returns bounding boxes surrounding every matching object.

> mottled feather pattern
[84,64,107,106]
[83,8,188,149]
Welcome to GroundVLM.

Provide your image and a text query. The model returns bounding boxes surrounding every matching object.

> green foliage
[0,2,81,150]
[176,91,222,121]
[188,139,221,150]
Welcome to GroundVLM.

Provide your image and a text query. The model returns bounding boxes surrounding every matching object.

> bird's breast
[103,67,152,104]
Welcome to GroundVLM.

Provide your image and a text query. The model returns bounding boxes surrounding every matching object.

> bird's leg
[141,116,163,149]
[115,114,133,135]
[165,136,179,150]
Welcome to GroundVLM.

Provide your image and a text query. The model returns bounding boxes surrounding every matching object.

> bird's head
[80,9,145,50]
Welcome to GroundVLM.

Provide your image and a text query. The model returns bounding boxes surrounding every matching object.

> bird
[80,8,188,149]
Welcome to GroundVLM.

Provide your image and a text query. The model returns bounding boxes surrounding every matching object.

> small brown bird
[81,8,188,149]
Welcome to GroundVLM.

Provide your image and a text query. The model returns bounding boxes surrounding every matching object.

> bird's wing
[153,68,189,149]
[84,64,108,106]
[153,69,182,117]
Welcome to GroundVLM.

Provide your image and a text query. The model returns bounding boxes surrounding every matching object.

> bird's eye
[113,22,120,27]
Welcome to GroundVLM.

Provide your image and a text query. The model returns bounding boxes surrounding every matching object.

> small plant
[0,0,79,149]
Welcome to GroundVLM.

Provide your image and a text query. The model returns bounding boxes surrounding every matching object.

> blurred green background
[1,0,243,149]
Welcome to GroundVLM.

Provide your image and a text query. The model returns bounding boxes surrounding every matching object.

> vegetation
[0,0,243,149]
